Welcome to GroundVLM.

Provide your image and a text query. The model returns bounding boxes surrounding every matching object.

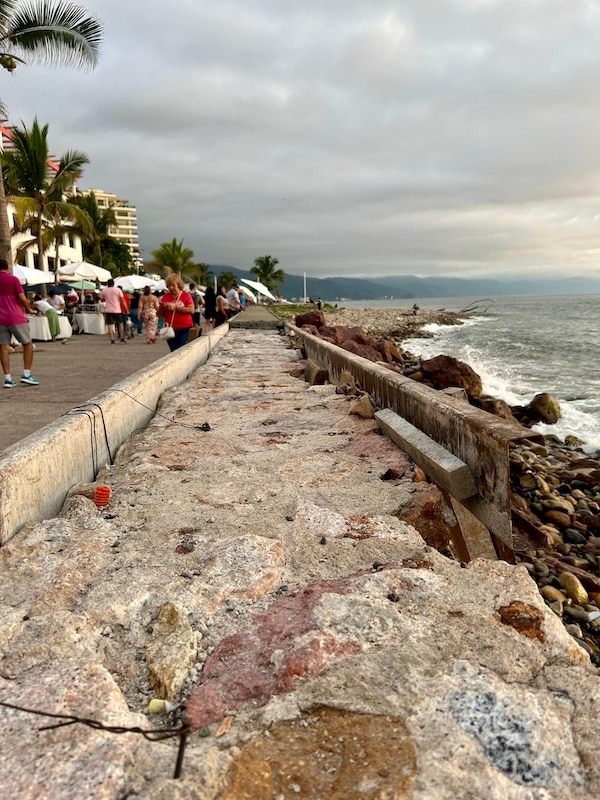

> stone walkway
[0,329,599,799]
[0,330,171,452]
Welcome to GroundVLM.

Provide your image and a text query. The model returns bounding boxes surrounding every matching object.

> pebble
[541,586,566,603]
[558,573,589,605]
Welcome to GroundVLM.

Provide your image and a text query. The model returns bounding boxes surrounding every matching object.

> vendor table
[74,313,107,335]
[27,315,72,341]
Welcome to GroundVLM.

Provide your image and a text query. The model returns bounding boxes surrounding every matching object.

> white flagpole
[303,272,307,303]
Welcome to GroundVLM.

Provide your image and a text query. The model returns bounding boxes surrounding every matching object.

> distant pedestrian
[215,285,230,326]
[189,282,204,327]
[100,279,126,344]
[130,291,142,334]
[203,286,217,330]
[226,283,242,315]
[139,285,160,343]
[0,259,39,387]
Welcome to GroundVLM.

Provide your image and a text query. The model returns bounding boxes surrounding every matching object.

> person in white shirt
[33,294,60,341]
[225,284,242,315]
[48,290,65,314]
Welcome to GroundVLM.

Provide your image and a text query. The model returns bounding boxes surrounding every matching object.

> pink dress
[140,299,158,342]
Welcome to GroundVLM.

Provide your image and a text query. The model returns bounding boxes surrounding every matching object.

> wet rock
[420,354,483,398]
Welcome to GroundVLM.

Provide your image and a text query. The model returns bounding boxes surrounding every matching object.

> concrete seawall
[0,324,229,544]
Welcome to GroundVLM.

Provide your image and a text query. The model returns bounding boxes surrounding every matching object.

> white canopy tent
[237,284,257,303]
[59,262,112,283]
[13,265,54,285]
[240,278,277,302]
[115,275,156,292]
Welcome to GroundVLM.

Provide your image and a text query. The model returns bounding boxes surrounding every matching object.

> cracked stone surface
[0,330,599,799]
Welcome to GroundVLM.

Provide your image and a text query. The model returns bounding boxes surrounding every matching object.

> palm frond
[6,1,103,71]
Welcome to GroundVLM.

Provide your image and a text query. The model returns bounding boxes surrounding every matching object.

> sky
[3,0,600,281]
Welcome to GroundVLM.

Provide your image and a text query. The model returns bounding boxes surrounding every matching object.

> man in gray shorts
[0,259,39,387]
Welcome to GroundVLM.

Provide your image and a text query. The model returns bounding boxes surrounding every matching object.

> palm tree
[251,254,285,296]
[148,238,195,277]
[0,1,103,266]
[183,261,212,288]
[69,189,117,266]
[218,270,238,290]
[4,117,89,273]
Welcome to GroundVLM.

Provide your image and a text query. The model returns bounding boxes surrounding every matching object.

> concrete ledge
[0,323,229,544]
[375,408,477,500]
[287,322,542,550]
[228,306,282,329]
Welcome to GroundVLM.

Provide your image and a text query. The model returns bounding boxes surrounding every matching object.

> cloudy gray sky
[3,0,600,280]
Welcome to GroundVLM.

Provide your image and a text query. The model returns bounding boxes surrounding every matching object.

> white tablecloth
[74,313,107,335]
[27,315,72,341]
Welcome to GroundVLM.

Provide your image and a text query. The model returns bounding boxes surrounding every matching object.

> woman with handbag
[159,275,194,351]
[139,286,160,343]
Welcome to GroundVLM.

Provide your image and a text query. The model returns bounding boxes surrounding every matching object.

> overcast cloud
[3,0,600,280]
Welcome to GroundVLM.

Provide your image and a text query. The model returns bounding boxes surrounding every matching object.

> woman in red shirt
[159,275,194,351]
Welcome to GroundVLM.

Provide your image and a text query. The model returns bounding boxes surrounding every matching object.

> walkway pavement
[0,330,175,452]
[0,306,282,454]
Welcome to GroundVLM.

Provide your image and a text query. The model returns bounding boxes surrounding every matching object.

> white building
[83,189,142,270]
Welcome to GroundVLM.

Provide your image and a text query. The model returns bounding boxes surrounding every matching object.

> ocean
[343,294,600,454]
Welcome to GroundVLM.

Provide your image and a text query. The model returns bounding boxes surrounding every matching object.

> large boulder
[295,310,325,329]
[473,395,517,422]
[340,339,383,363]
[318,325,346,345]
[512,393,561,426]
[529,393,561,424]
[420,354,483,398]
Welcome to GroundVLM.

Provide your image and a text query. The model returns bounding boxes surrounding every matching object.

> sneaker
[120,339,126,343]
[4,378,16,388]
[20,374,39,386]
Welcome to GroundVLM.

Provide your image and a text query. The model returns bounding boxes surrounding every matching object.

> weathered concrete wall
[0,325,229,544]
[288,322,540,550]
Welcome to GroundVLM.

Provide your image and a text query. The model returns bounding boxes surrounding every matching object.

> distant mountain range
[208,265,600,302]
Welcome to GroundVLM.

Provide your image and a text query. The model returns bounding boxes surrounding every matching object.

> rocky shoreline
[295,307,600,665]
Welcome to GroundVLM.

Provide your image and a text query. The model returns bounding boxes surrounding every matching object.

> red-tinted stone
[186,579,359,729]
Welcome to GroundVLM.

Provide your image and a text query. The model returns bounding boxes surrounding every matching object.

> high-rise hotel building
[83,189,142,270]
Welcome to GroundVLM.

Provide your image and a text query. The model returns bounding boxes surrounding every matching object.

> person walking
[159,275,194,351]
[100,279,126,344]
[139,286,160,343]
[0,259,39,387]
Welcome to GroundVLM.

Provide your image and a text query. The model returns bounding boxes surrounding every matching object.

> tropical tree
[187,261,213,288]
[0,1,103,266]
[101,236,133,275]
[251,254,285,296]
[147,238,195,276]
[217,270,238,290]
[4,117,90,273]
[69,189,117,266]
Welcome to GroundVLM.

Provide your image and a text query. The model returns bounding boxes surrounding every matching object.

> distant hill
[207,265,600,302]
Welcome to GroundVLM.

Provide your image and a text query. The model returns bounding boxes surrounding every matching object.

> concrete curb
[0,323,229,544]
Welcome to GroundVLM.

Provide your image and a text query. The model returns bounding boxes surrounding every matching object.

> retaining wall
[288,322,541,553]
[0,324,229,544]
